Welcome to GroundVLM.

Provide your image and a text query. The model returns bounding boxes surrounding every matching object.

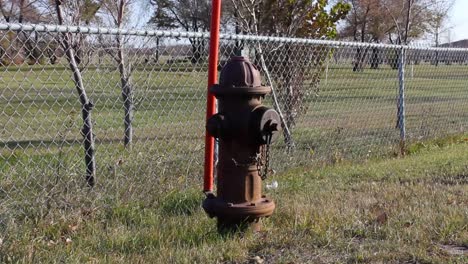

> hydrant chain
[259,133,272,180]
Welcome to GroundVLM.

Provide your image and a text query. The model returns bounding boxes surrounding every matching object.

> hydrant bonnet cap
[211,56,271,95]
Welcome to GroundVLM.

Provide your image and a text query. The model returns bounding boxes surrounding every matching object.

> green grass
[0,137,466,263]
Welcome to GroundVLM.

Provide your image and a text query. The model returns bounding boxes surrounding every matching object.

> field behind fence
[0,24,467,227]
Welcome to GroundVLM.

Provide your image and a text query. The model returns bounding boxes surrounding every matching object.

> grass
[0,136,466,263]
[0,51,467,262]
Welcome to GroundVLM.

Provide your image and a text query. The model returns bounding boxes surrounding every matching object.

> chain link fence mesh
[0,24,467,226]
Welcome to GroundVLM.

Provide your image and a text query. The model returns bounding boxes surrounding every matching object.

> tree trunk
[391,48,399,70]
[155,37,160,63]
[121,78,133,147]
[403,0,412,45]
[354,47,369,71]
[67,45,96,187]
[81,100,96,187]
[117,35,133,147]
[119,64,133,147]
[234,12,243,56]
[56,1,95,187]
[353,47,361,72]
[370,47,379,69]
[435,31,439,66]
[191,38,204,64]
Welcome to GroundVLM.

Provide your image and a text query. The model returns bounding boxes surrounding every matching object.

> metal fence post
[397,47,407,155]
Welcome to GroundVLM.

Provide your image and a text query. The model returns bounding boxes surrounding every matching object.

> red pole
[204,0,221,192]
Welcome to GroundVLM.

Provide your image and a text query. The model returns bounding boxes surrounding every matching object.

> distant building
[440,39,468,48]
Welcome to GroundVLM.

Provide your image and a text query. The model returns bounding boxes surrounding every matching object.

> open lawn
[1,62,467,154]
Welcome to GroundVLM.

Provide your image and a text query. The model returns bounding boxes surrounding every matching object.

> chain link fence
[0,23,467,225]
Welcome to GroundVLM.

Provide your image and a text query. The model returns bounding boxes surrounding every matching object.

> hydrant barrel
[203,56,281,232]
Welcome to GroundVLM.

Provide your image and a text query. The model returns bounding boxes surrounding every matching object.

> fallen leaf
[251,256,264,264]
[375,211,388,225]
[403,221,413,228]
[69,224,79,232]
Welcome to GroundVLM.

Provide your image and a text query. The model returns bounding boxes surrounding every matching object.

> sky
[447,0,468,42]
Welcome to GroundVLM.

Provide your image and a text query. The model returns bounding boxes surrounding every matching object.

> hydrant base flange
[203,196,275,219]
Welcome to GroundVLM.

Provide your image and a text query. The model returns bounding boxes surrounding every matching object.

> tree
[426,0,454,66]
[381,0,439,45]
[341,0,389,70]
[341,0,453,71]
[38,0,102,64]
[0,0,48,65]
[231,0,350,148]
[0,0,43,23]
[230,0,349,37]
[149,0,211,63]
[100,0,137,147]
[53,0,103,187]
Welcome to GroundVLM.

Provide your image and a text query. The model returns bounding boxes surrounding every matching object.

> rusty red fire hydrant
[203,56,282,232]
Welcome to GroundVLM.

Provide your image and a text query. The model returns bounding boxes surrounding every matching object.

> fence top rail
[2,23,468,52]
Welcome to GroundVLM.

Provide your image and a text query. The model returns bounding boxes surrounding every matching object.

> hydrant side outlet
[203,56,281,232]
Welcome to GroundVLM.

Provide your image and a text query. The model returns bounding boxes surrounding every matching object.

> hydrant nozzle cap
[211,56,271,96]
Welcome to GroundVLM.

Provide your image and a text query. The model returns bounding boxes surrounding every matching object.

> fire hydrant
[203,56,281,232]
